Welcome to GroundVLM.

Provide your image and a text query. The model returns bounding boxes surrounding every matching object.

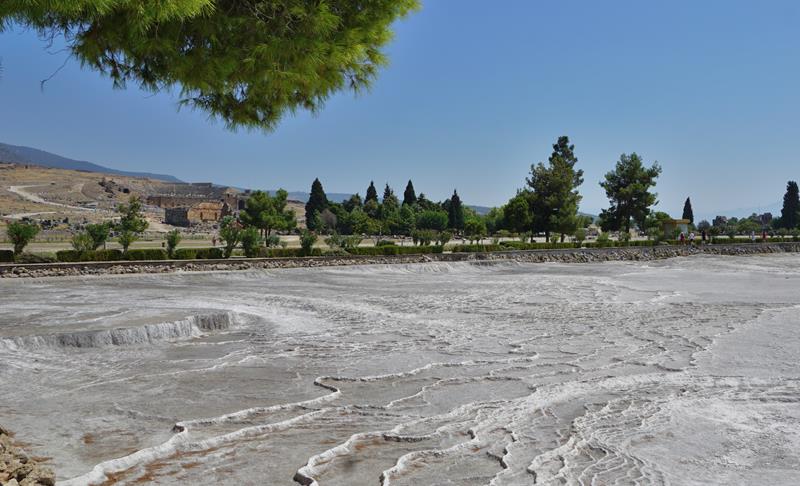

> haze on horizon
[1,0,798,219]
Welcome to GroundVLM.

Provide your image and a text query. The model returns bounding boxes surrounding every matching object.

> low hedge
[124,249,168,261]
[0,250,14,263]
[57,249,124,262]
[583,240,656,248]
[499,241,582,250]
[259,247,323,258]
[450,244,505,253]
[346,245,443,256]
[173,247,224,260]
[15,253,57,264]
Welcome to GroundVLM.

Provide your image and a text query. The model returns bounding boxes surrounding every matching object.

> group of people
[677,229,769,244]
[677,230,704,244]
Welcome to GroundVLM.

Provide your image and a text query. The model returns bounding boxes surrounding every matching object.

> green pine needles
[1,0,419,131]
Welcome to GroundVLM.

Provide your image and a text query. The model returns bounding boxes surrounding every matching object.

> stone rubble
[0,425,54,486]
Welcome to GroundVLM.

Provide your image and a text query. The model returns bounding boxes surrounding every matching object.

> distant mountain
[0,142,183,183]
[695,202,782,223]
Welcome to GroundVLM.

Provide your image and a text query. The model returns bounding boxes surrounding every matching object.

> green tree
[241,189,297,238]
[526,136,584,242]
[447,189,465,231]
[219,216,242,258]
[117,231,136,253]
[484,207,506,235]
[780,181,799,229]
[300,230,318,256]
[305,179,328,231]
[365,181,379,204]
[380,184,400,220]
[398,205,416,235]
[343,193,363,213]
[85,222,111,250]
[3,1,419,131]
[503,192,532,236]
[416,210,448,231]
[240,227,262,257]
[166,229,182,258]
[682,197,694,224]
[116,195,149,252]
[71,232,94,252]
[403,180,417,206]
[599,153,662,233]
[464,217,487,244]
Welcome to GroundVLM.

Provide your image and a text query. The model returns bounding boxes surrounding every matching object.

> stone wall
[1,243,798,279]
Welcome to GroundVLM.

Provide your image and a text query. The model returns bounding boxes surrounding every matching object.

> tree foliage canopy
[682,197,694,224]
[781,181,799,229]
[1,0,419,131]
[599,153,661,232]
[240,189,296,236]
[526,136,584,239]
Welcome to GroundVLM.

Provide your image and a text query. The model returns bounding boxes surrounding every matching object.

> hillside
[0,142,182,183]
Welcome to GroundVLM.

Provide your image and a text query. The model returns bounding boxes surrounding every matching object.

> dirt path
[8,184,94,212]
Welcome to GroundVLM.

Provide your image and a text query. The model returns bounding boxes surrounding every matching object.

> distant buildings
[147,183,245,227]
[663,218,691,237]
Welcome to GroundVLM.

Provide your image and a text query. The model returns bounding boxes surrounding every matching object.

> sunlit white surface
[1,255,799,485]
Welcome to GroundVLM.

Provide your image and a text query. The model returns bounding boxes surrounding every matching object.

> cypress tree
[682,197,694,224]
[383,183,395,201]
[365,181,379,204]
[448,189,464,231]
[403,180,417,206]
[781,181,800,229]
[305,178,328,231]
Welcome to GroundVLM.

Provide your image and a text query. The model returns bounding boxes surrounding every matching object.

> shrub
[260,247,322,258]
[265,234,281,248]
[450,244,504,253]
[0,250,14,263]
[85,222,111,249]
[71,232,95,252]
[118,230,137,253]
[124,248,168,260]
[375,239,396,247]
[240,227,262,257]
[166,229,182,258]
[195,247,224,259]
[173,248,224,260]
[346,245,441,256]
[15,253,57,264]
[57,249,123,262]
[300,230,317,256]
[7,221,40,255]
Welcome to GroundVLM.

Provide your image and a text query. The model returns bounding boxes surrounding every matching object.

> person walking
[679,232,686,245]
[701,229,707,243]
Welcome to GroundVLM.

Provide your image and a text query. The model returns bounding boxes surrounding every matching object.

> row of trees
[296,136,666,244]
[303,178,485,244]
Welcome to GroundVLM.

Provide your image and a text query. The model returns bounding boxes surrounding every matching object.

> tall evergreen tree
[682,197,694,224]
[383,184,395,202]
[305,178,328,231]
[365,181,379,204]
[781,181,800,229]
[599,153,662,233]
[403,180,417,206]
[448,189,465,231]
[526,136,584,241]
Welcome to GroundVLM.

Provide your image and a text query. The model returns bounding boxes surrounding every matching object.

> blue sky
[1,0,799,218]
